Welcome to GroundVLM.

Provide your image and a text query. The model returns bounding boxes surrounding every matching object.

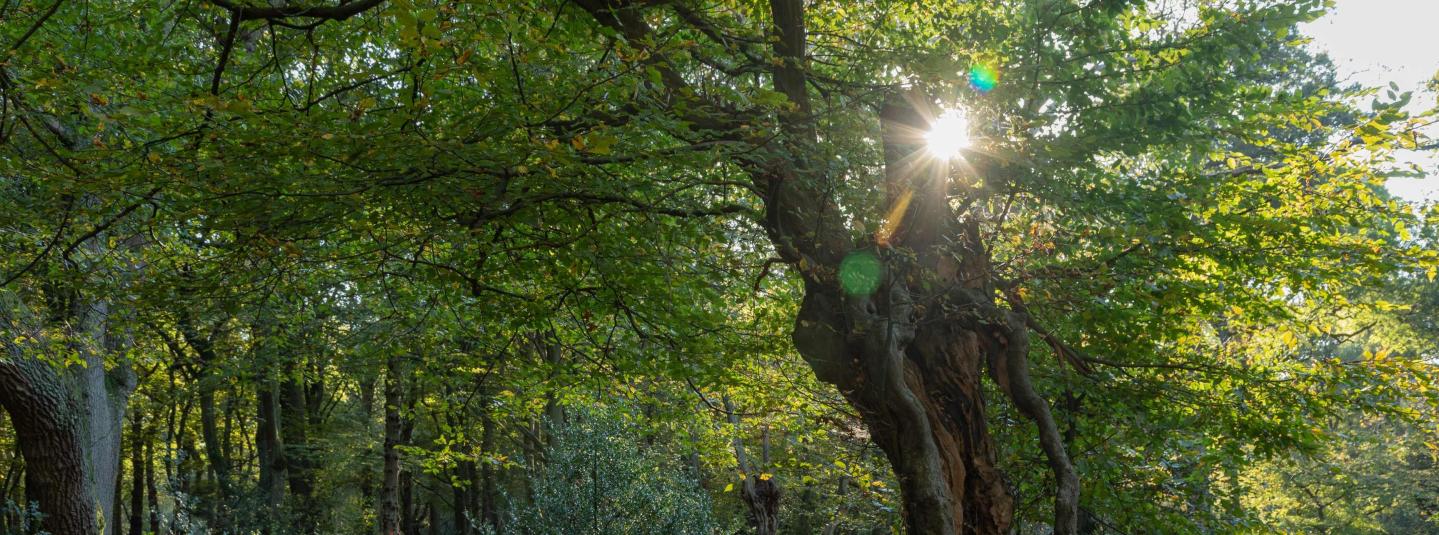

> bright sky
[1299,0,1439,203]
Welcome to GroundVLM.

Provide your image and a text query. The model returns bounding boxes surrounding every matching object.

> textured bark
[563,1,1081,532]
[757,19,1016,527]
[793,284,1014,534]
[0,357,96,535]
[78,300,134,535]
[768,57,1075,535]
[741,477,781,535]
[2,290,133,535]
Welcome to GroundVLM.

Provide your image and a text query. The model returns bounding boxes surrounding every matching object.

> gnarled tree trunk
[1,295,134,535]
[0,357,98,535]
[564,1,1081,532]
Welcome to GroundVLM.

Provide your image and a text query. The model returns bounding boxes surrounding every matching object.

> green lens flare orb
[969,64,998,93]
[839,251,883,296]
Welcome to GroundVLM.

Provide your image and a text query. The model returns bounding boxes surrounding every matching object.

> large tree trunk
[0,357,98,534]
[761,1,1082,524]
[753,3,1019,527]
[78,301,135,535]
[761,16,1079,529]
[1,293,134,535]
[792,284,1015,534]
[781,92,1080,533]
[562,2,1080,532]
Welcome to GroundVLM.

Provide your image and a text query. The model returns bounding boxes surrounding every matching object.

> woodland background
[1,0,1437,533]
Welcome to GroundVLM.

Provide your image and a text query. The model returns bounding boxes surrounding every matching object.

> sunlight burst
[925,109,970,160]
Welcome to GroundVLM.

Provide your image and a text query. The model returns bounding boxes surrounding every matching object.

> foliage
[0,0,1436,533]
[500,411,719,535]
[1241,412,1439,533]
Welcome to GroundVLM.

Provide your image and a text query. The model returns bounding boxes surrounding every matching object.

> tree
[501,410,719,535]
[2,0,1437,534]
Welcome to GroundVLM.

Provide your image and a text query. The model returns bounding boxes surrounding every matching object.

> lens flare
[925,109,970,160]
[839,251,883,296]
[969,64,999,93]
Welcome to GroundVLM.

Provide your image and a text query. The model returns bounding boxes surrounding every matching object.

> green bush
[499,412,718,535]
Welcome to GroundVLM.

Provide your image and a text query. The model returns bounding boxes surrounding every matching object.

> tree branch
[206,0,386,22]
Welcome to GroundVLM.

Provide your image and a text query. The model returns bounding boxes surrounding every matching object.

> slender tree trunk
[400,468,417,535]
[478,403,498,532]
[221,395,235,475]
[281,375,317,533]
[724,396,780,535]
[113,442,124,535]
[177,313,233,518]
[256,380,286,513]
[198,386,231,498]
[129,410,145,535]
[427,502,441,535]
[0,435,17,533]
[80,301,135,535]
[146,435,160,535]
[359,375,377,512]
[400,395,418,535]
[379,355,404,535]
[452,465,471,535]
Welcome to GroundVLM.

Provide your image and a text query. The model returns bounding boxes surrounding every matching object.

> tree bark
[478,402,499,532]
[79,301,135,535]
[281,374,317,533]
[1,291,134,535]
[129,409,144,535]
[146,434,160,535]
[256,380,287,513]
[0,356,96,535]
[379,354,405,535]
[561,1,1083,532]
[724,396,779,535]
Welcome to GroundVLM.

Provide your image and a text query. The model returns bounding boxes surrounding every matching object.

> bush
[500,412,718,535]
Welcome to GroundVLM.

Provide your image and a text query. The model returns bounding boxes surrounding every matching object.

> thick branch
[988,311,1081,535]
[207,0,386,22]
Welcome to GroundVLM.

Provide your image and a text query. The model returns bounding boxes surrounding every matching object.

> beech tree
[2,0,1437,534]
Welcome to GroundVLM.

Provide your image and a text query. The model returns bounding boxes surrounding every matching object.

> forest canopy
[1,0,1437,534]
